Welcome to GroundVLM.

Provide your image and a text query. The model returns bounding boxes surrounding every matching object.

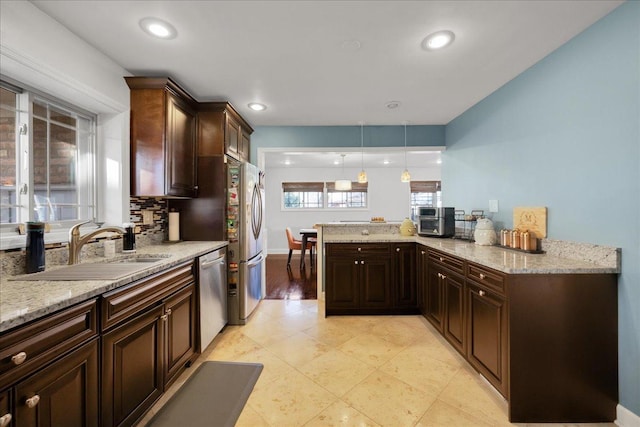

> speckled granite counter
[321,231,620,275]
[0,241,227,333]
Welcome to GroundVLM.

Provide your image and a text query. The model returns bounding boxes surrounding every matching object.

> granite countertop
[322,234,619,275]
[0,241,227,333]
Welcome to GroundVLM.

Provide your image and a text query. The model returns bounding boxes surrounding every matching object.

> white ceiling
[31,0,622,127]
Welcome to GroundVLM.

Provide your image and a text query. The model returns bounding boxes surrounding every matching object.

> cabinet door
[443,271,466,355]
[164,284,196,387]
[15,340,98,427]
[166,93,197,197]
[425,263,444,332]
[225,114,240,159]
[239,130,250,162]
[360,256,392,309]
[0,389,11,427]
[394,244,417,308]
[467,283,507,396]
[417,246,429,317]
[325,257,359,310]
[102,306,164,427]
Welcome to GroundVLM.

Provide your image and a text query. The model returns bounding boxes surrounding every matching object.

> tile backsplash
[1,196,168,276]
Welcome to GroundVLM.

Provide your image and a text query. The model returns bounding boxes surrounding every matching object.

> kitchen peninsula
[316,222,620,423]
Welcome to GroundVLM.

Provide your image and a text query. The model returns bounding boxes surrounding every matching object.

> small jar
[123,223,136,253]
[510,230,521,249]
[522,231,531,250]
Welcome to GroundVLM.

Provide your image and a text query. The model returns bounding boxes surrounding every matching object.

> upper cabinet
[125,77,198,198]
[198,102,253,161]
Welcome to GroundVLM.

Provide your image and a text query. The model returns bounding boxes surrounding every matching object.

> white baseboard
[617,404,640,427]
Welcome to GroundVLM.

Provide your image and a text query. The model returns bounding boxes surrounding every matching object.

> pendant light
[357,122,367,183]
[401,121,411,182]
[335,154,352,191]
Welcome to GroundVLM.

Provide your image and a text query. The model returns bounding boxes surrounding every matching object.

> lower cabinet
[443,270,466,355]
[164,284,197,387]
[466,281,507,395]
[14,339,99,427]
[325,243,417,315]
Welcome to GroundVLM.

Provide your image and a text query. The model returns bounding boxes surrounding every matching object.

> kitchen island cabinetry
[125,77,198,198]
[0,299,99,427]
[325,243,418,315]
[101,261,197,427]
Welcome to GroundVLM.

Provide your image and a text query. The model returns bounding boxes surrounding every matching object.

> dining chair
[285,227,314,267]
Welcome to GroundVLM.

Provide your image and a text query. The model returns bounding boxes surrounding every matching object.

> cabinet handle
[360,261,364,264]
[421,250,425,255]
[25,395,40,409]
[11,351,27,365]
[0,413,12,427]
[166,308,172,316]
[354,261,358,265]
[478,290,486,297]
[396,248,400,252]
[161,314,169,321]
[439,257,444,262]
[479,273,486,280]
[358,247,361,252]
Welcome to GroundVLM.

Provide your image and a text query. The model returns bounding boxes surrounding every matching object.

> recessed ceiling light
[284,160,291,166]
[248,102,267,111]
[383,160,390,165]
[333,160,340,165]
[422,30,455,51]
[340,40,362,51]
[139,17,177,39]
[385,101,401,109]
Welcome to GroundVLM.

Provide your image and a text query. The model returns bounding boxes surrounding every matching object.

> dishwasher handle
[200,256,226,270]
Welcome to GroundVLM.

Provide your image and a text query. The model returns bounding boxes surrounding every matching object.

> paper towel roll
[168,212,180,241]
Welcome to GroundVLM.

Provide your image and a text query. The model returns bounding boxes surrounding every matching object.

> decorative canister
[474,218,497,245]
[26,221,46,273]
[399,218,416,236]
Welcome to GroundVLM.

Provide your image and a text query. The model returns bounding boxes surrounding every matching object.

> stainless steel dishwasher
[197,247,227,352]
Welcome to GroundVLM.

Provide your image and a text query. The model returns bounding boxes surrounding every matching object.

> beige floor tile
[205,327,263,360]
[343,370,437,427]
[324,315,382,334]
[379,345,461,395]
[264,331,331,368]
[402,337,466,369]
[240,315,300,347]
[258,299,308,318]
[369,316,435,347]
[416,399,494,427]
[338,333,406,367]
[302,321,358,347]
[272,308,324,335]
[249,369,337,426]
[235,404,272,427]
[437,366,511,426]
[298,349,376,397]
[218,346,294,387]
[304,399,381,427]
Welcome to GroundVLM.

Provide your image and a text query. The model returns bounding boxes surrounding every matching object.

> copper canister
[511,230,521,248]
[522,231,531,250]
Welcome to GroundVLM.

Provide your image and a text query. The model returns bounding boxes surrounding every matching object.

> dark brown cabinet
[125,77,198,198]
[416,245,429,317]
[325,243,418,315]
[100,262,197,427]
[393,244,417,308]
[14,340,99,427]
[0,300,99,427]
[443,269,466,354]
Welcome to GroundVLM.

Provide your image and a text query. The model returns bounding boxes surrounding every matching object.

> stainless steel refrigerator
[226,161,265,325]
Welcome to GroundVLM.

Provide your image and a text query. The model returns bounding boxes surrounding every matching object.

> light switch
[489,200,499,213]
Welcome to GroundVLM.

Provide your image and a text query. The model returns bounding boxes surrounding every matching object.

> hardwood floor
[265,254,317,300]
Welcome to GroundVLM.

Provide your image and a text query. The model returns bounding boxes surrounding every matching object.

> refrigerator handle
[246,253,264,267]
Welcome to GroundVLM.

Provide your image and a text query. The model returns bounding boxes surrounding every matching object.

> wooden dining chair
[285,227,314,266]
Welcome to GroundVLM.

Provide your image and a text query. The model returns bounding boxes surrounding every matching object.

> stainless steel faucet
[68,220,126,265]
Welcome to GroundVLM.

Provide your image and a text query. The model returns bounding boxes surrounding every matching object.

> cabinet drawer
[101,262,194,332]
[428,249,464,275]
[0,299,98,389]
[467,262,506,295]
[326,243,391,256]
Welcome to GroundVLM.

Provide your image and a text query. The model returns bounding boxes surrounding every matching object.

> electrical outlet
[489,200,499,213]
[142,210,154,225]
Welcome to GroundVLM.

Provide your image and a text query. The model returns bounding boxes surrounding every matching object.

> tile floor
[140,299,616,427]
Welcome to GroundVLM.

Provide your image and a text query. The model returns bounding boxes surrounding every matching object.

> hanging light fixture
[357,122,367,183]
[401,121,411,182]
[335,154,352,191]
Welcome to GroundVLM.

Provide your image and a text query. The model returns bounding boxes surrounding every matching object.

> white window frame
[0,80,98,250]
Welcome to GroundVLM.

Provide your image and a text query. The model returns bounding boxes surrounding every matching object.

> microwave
[417,207,455,237]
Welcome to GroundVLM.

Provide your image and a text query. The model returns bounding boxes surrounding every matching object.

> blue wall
[251,125,445,160]
[444,1,639,415]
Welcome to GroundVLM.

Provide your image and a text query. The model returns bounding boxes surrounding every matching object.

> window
[326,182,368,208]
[410,180,441,218]
[282,181,368,209]
[282,182,324,208]
[0,80,96,229]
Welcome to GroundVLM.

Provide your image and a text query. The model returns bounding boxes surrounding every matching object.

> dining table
[299,228,317,269]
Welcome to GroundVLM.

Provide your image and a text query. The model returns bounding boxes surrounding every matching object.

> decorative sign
[513,207,547,238]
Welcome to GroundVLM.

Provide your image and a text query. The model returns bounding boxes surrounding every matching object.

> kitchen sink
[12,254,171,281]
